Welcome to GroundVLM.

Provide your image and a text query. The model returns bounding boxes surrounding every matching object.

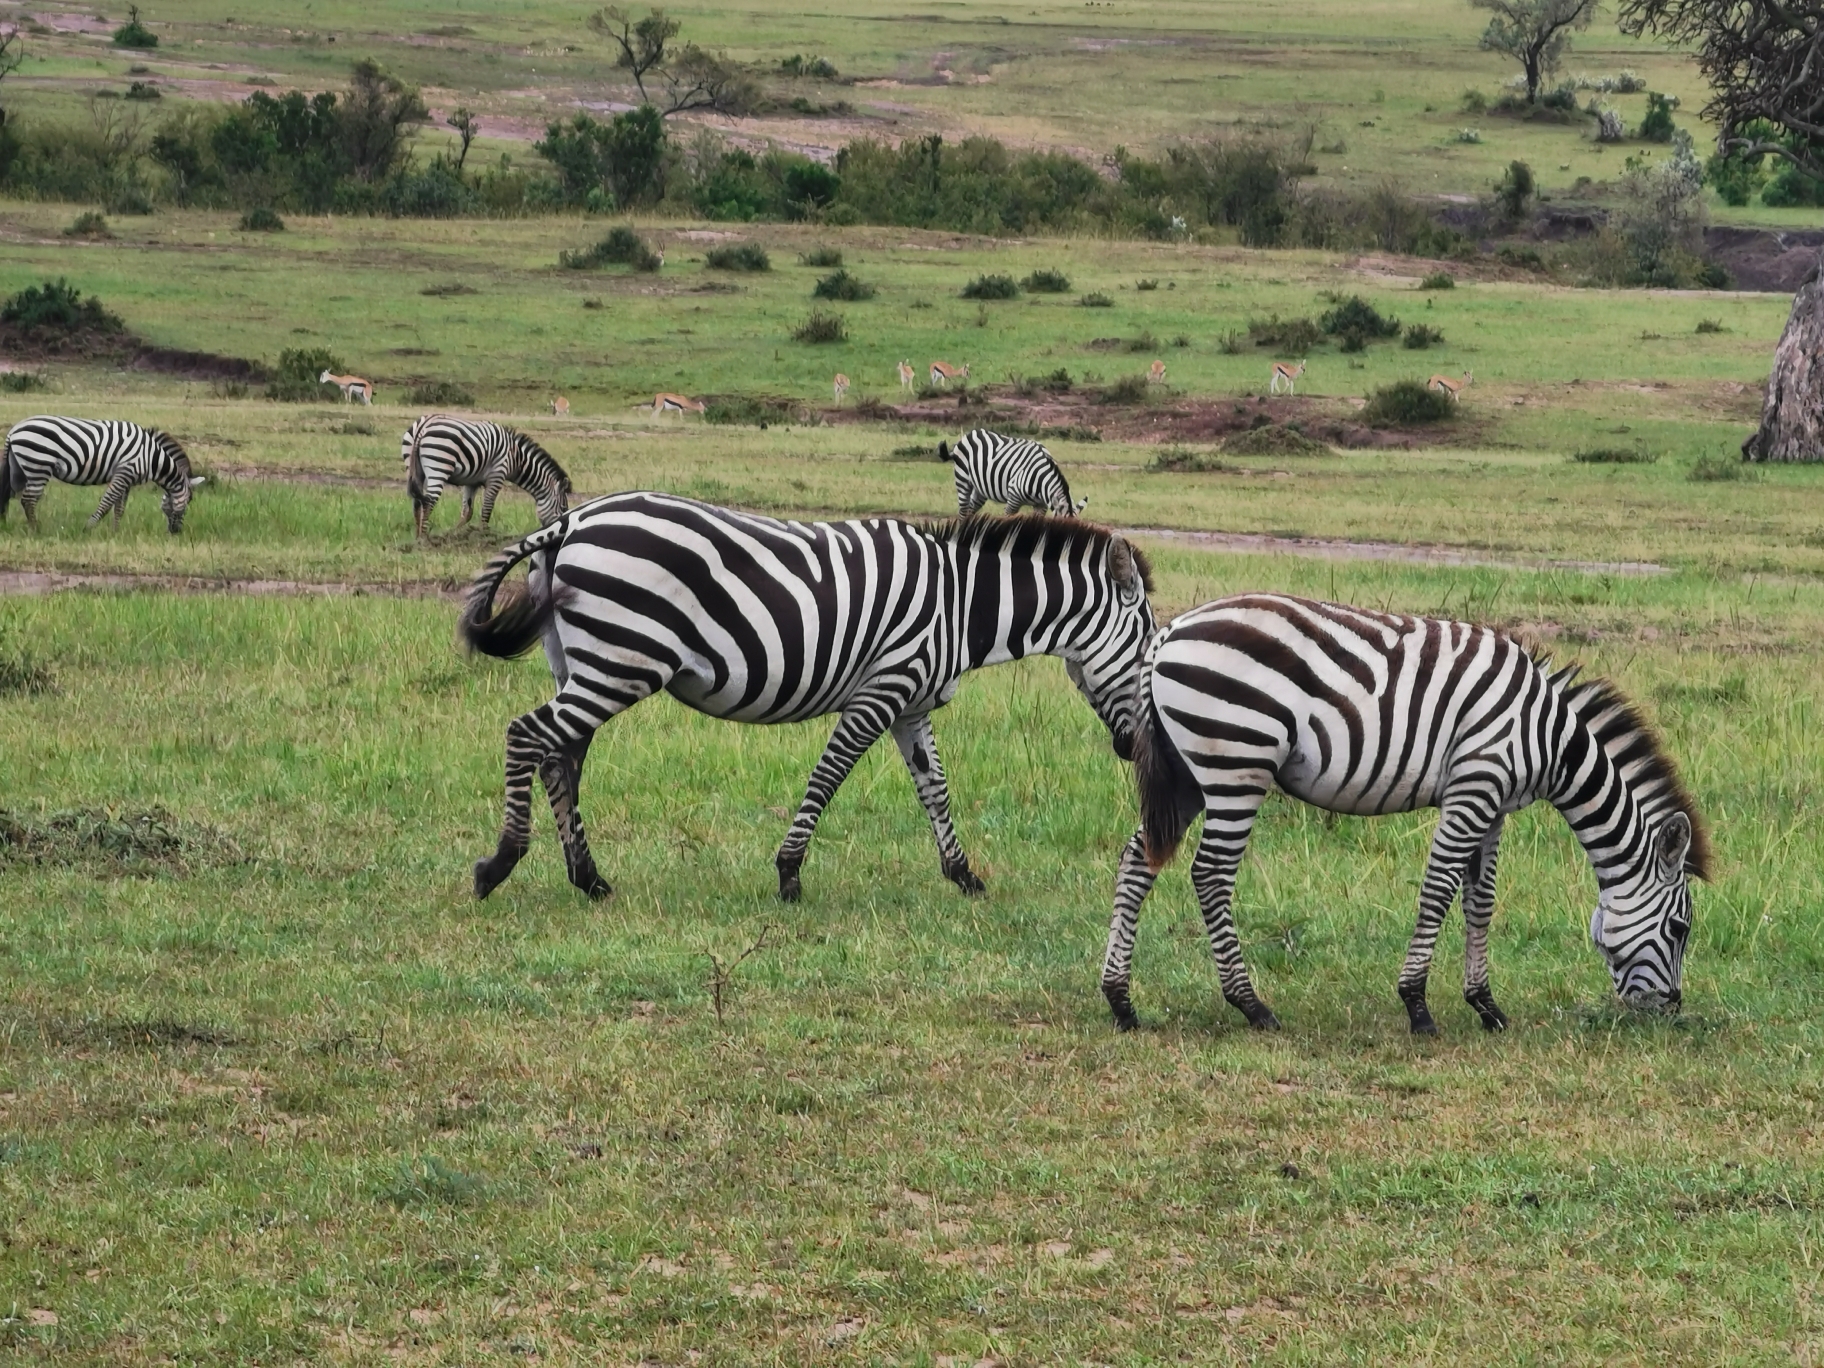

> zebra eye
[1667,918,1690,947]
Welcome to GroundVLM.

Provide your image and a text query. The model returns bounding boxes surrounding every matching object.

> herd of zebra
[3,411,1705,1031]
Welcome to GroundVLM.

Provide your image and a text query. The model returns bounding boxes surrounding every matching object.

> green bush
[559,225,661,272]
[798,246,843,267]
[1022,268,1071,293]
[1149,446,1226,473]
[812,270,876,301]
[1136,278,1160,291]
[1098,374,1150,405]
[704,394,798,426]
[0,279,125,338]
[1419,272,1455,290]
[112,5,158,48]
[1572,447,1657,464]
[1079,292,1114,308]
[1688,453,1755,482]
[1320,295,1400,340]
[265,346,347,402]
[706,243,771,271]
[125,81,162,102]
[1494,160,1535,219]
[238,207,284,232]
[406,380,475,407]
[63,212,113,239]
[1221,425,1333,458]
[1638,93,1676,143]
[792,310,847,344]
[0,372,49,393]
[1361,379,1456,426]
[1402,323,1445,349]
[1248,314,1324,354]
[961,273,1021,300]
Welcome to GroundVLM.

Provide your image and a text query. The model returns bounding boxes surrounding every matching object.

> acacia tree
[585,6,755,117]
[447,107,478,172]
[1471,0,1601,102]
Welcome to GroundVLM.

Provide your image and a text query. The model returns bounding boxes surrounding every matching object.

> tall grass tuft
[791,310,848,344]
[706,243,770,272]
[961,274,1021,300]
[812,270,876,301]
[1022,268,1071,293]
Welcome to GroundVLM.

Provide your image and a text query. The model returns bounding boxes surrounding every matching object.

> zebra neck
[1547,714,1642,891]
[953,535,1082,670]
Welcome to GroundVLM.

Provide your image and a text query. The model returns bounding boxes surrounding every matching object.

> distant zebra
[1103,593,1709,1034]
[402,415,571,540]
[943,428,1086,517]
[459,494,1155,904]
[2,416,205,534]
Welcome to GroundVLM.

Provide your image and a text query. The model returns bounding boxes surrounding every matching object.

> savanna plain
[3,0,1824,1363]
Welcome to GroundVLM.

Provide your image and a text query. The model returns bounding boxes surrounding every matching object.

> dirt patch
[1116,527,1669,577]
[826,387,1449,448]
[1704,227,1824,294]
[0,570,461,599]
[0,321,266,380]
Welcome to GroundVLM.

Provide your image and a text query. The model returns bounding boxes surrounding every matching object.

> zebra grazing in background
[944,428,1087,518]
[2,417,205,534]
[402,415,571,540]
[1104,593,1709,1035]
[459,493,1155,905]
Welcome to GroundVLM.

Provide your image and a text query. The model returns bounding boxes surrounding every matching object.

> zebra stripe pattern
[1105,593,1709,1033]
[945,428,1086,518]
[2,416,204,534]
[459,493,1155,905]
[402,415,571,539]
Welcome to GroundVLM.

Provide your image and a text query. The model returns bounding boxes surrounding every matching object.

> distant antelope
[1269,359,1306,395]
[929,361,969,389]
[550,396,570,416]
[898,359,915,392]
[833,373,850,404]
[1429,370,1473,403]
[1148,359,1166,386]
[321,370,374,405]
[652,393,706,416]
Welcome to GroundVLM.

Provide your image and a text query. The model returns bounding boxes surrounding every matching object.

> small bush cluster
[812,270,875,301]
[1688,453,1755,482]
[265,346,346,402]
[960,273,1020,300]
[1419,272,1456,290]
[1135,278,1160,291]
[559,226,661,272]
[1149,446,1226,473]
[1320,296,1401,352]
[1571,447,1657,464]
[407,380,474,407]
[112,5,158,49]
[1402,323,1445,350]
[779,54,838,79]
[798,246,843,267]
[1695,318,1725,334]
[1,279,125,339]
[63,212,113,239]
[705,243,770,271]
[1361,380,1456,427]
[792,310,847,344]
[125,80,162,102]
[1022,268,1071,293]
[1079,292,1114,309]
[238,207,284,232]
[1098,374,1151,405]
[0,371,49,393]
[1249,314,1324,355]
[1220,425,1333,458]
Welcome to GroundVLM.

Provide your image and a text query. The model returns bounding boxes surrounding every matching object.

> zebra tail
[458,521,568,659]
[1133,672,1197,872]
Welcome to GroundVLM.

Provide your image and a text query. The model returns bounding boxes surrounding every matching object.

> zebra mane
[920,512,1155,593]
[149,430,190,467]
[508,428,571,490]
[1560,674,1712,879]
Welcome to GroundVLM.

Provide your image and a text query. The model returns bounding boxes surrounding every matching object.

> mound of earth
[0,320,266,380]
[1219,424,1334,457]
[1704,227,1824,294]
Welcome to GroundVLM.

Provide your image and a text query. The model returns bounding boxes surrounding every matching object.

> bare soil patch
[0,321,266,380]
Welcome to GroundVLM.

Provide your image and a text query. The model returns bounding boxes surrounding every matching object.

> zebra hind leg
[539,732,609,900]
[1460,816,1508,1031]
[775,694,901,902]
[1188,784,1279,1030]
[1101,830,1160,1030]
[889,712,982,894]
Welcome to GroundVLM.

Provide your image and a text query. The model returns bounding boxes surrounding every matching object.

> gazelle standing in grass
[1429,370,1473,403]
[898,360,916,392]
[651,393,706,417]
[550,396,570,416]
[833,373,850,405]
[1148,359,1166,386]
[1269,359,1306,395]
[321,370,374,405]
[929,361,969,389]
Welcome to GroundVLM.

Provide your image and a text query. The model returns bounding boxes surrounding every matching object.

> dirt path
[1115,527,1670,577]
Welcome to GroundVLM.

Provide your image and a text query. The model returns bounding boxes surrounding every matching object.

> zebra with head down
[3,416,204,534]
[944,428,1087,518]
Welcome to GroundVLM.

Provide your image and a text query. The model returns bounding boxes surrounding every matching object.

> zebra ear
[1656,811,1692,881]
[1074,496,1088,513]
[187,475,207,488]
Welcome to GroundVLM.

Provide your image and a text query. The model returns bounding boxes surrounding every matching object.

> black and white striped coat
[459,493,1155,904]
[1106,593,1709,1034]
[2,417,204,534]
[402,415,571,539]
[944,429,1085,518]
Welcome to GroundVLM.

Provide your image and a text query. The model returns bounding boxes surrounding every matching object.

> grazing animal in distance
[550,396,570,416]
[929,361,969,388]
[1269,359,1306,395]
[402,414,570,540]
[1104,592,1709,1035]
[945,428,1086,517]
[898,359,916,392]
[651,393,706,416]
[3,416,204,534]
[833,373,850,404]
[459,494,1155,905]
[1148,359,1166,385]
[320,370,374,405]
[1429,370,1473,402]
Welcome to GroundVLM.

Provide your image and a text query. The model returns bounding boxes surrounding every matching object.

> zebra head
[1589,810,1699,1010]
[1061,534,1154,760]
[152,433,202,533]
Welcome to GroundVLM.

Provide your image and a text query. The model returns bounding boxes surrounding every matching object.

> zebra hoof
[777,873,802,903]
[1103,983,1139,1032]
[1466,988,1508,1032]
[473,856,509,901]
[573,869,613,902]
[948,864,986,895]
[1246,1006,1282,1032]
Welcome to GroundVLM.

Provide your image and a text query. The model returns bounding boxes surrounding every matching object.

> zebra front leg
[1190,781,1278,1029]
[1397,801,1496,1035]
[1101,830,1159,1031]
[87,470,136,531]
[775,694,900,902]
[889,711,982,894]
[456,485,476,531]
[539,731,609,900]
[1461,816,1508,1031]
[477,475,506,533]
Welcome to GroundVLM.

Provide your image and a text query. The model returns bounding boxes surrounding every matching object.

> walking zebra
[2,417,205,534]
[943,428,1087,518]
[1103,593,1708,1034]
[459,493,1155,904]
[402,415,571,540]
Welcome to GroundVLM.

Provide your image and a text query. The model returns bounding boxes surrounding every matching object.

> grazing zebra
[929,361,969,389]
[2,416,205,534]
[459,493,1155,904]
[833,373,850,404]
[320,370,374,405]
[1148,359,1166,385]
[1101,593,1709,1035]
[402,415,571,540]
[550,396,570,416]
[943,428,1086,517]
[898,359,916,392]
[1269,359,1306,394]
[1429,370,1473,403]
[651,393,706,416]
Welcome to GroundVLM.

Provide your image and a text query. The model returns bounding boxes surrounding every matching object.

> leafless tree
[1471,0,1601,103]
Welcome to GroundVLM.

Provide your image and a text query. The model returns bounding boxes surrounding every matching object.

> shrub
[792,310,847,344]
[1695,261,1731,289]
[798,246,843,267]
[1,280,125,338]
[1688,453,1755,482]
[1494,160,1535,219]
[812,270,876,301]
[1249,315,1325,354]
[112,4,158,48]
[1420,272,1456,290]
[1461,89,1489,115]
[1361,380,1456,426]
[1218,329,1246,355]
[705,243,770,271]
[1457,128,1483,144]
[1098,374,1151,405]
[125,80,161,102]
[238,207,285,232]
[1571,447,1657,463]
[63,212,113,239]
[1221,425,1333,458]
[1498,245,1548,271]
[1123,330,1159,353]
[1136,278,1159,291]
[1150,446,1226,473]
[1022,268,1071,293]
[265,347,346,402]
[559,225,661,272]
[1403,323,1445,349]
[1638,93,1676,143]
[779,54,838,79]
[407,380,475,407]
[1695,318,1725,334]
[961,273,1020,300]
[1079,292,1114,308]
[421,282,477,297]
[703,394,798,426]
[0,372,49,393]
[1319,296,1400,340]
